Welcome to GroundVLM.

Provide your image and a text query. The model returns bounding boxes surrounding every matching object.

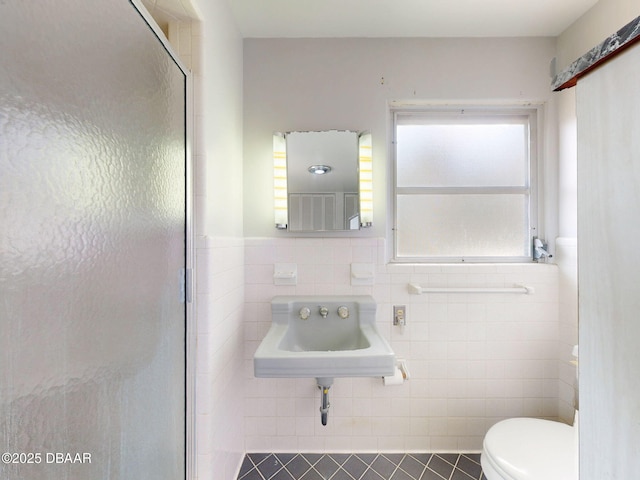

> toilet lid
[483,418,578,480]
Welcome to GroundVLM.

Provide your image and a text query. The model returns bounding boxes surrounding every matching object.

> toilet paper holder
[383,358,410,385]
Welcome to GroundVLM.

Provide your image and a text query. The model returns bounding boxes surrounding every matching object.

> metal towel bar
[408,283,534,295]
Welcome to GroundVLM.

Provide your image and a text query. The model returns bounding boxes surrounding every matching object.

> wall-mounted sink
[254,295,395,379]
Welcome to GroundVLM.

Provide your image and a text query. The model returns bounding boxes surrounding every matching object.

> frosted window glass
[397,123,527,187]
[396,195,528,258]
[1,1,186,479]
[392,108,537,262]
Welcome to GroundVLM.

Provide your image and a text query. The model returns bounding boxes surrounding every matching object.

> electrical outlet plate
[393,305,406,325]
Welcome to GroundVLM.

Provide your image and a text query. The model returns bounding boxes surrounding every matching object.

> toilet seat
[481,418,578,480]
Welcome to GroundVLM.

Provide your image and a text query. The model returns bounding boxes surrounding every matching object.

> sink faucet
[319,306,329,318]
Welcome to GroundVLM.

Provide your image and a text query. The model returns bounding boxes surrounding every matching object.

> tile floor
[237,452,488,480]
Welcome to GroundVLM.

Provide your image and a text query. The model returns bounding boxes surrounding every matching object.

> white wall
[555,0,639,240]
[556,0,639,72]
[555,87,579,424]
[555,237,579,422]
[189,1,246,478]
[244,239,559,451]
[163,0,637,472]
[243,37,560,244]
[242,36,567,452]
[556,89,578,239]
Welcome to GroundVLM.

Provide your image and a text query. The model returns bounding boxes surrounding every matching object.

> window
[391,106,539,262]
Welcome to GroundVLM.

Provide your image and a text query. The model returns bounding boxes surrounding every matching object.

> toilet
[481,345,579,480]
[480,413,578,480]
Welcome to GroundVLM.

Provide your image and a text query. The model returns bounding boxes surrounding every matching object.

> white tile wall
[160,17,245,479]
[196,235,245,478]
[165,1,248,476]
[244,237,560,452]
[160,11,572,468]
[555,237,579,422]
[173,11,245,479]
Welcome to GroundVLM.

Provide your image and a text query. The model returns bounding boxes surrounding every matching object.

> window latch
[533,237,552,261]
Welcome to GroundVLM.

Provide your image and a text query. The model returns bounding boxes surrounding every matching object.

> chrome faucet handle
[319,306,329,318]
[337,306,349,319]
[299,307,311,320]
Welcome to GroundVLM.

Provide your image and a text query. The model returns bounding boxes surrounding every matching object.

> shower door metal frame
[129,1,196,478]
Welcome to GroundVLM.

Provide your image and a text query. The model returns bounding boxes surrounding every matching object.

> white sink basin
[254,295,395,379]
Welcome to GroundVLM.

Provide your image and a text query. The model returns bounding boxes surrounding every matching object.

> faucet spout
[319,306,329,318]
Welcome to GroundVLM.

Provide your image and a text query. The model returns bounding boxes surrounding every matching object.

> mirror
[274,130,371,232]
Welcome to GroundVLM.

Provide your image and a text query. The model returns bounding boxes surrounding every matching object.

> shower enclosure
[1,1,191,478]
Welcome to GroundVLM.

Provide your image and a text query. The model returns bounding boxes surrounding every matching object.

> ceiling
[227,0,599,38]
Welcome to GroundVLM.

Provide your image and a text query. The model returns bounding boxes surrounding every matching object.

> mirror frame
[273,130,372,231]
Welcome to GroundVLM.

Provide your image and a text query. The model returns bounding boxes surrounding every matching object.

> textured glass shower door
[1,1,187,479]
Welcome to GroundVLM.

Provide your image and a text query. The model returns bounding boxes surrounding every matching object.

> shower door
[1,1,188,479]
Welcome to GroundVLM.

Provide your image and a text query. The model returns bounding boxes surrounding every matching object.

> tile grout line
[334,466,357,480]
[367,453,385,480]
[343,453,360,480]
[448,455,459,480]
[408,453,436,480]
[238,453,484,480]
[246,454,268,480]
[427,455,451,480]
[354,453,378,480]
[389,454,414,480]
[327,454,357,480]
[281,454,313,480]
[449,454,478,480]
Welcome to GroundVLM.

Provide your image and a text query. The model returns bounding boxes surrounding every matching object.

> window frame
[390,104,541,263]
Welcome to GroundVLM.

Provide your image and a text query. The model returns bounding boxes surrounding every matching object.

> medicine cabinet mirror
[273,130,372,232]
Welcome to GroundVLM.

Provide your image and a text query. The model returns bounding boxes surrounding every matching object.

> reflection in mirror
[273,130,372,232]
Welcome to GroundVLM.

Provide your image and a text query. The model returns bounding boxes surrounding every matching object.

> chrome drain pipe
[316,378,333,426]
